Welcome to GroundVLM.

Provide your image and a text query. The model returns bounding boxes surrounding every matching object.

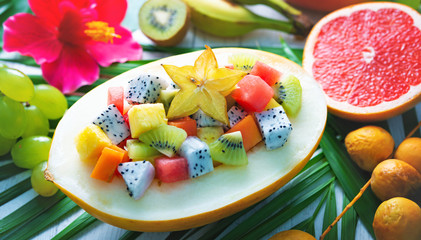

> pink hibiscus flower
[3,0,142,93]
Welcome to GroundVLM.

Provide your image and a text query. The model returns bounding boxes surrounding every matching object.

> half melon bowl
[46,48,327,232]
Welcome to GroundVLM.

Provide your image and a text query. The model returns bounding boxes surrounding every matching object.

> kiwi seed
[139,124,187,157]
[209,131,248,165]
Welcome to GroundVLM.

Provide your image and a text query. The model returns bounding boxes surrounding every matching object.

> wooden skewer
[406,120,421,139]
[320,178,371,240]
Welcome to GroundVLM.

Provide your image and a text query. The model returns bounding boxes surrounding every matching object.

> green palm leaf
[0,161,27,180]
[241,177,335,240]
[320,126,381,237]
[322,182,338,240]
[0,191,66,236]
[51,212,97,240]
[3,197,78,240]
[341,196,357,240]
[0,177,31,205]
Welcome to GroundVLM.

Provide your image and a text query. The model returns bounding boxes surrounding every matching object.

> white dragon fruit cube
[125,74,168,104]
[118,161,155,200]
[228,104,247,128]
[179,136,214,178]
[255,106,292,150]
[191,109,224,128]
[92,104,130,145]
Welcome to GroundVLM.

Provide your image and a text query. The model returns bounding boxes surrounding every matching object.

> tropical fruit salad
[74,46,302,200]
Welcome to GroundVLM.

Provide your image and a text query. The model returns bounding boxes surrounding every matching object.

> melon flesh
[47,48,327,232]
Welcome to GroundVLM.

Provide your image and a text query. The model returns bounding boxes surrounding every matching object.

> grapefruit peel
[47,48,327,232]
[303,2,421,122]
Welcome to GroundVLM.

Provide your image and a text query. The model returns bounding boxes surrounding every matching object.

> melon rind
[47,48,327,232]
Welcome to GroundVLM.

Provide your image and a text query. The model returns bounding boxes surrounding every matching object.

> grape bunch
[0,66,68,197]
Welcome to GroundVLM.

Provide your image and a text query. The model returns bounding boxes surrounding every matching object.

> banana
[183,0,299,37]
[233,0,313,34]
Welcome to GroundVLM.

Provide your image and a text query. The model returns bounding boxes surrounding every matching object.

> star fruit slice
[162,46,247,125]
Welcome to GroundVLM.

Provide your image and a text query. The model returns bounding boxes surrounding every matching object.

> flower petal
[28,0,61,26]
[85,26,142,67]
[95,0,127,25]
[3,13,62,64]
[41,45,99,93]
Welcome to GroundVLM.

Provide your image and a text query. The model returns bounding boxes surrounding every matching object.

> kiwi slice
[197,126,224,145]
[228,53,258,72]
[209,131,248,165]
[126,139,161,160]
[139,124,187,157]
[138,0,190,46]
[273,75,302,117]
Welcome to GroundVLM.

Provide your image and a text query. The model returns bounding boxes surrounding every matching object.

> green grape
[0,67,34,102]
[28,84,68,120]
[22,105,50,138]
[0,95,27,139]
[31,161,58,197]
[11,136,51,169]
[0,134,16,156]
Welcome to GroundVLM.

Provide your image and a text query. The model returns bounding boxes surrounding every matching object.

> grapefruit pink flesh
[314,8,421,107]
[304,2,421,121]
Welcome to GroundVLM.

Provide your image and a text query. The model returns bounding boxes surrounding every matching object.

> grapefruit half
[303,2,421,122]
[46,48,327,232]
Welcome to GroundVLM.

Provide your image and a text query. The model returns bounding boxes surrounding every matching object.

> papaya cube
[227,115,262,151]
[128,103,168,138]
[168,117,197,136]
[75,124,113,164]
[91,147,124,182]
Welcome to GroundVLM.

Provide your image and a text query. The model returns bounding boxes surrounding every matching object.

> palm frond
[240,177,335,240]
[0,191,66,236]
[51,211,97,240]
[118,230,143,240]
[3,197,78,240]
[293,188,330,235]
[320,126,381,237]
[220,159,331,239]
[341,196,357,240]
[0,161,27,180]
[322,182,338,240]
[0,177,31,205]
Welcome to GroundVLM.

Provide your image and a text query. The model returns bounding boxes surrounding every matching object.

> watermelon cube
[231,75,274,112]
[250,61,282,86]
[155,157,189,183]
[107,86,125,114]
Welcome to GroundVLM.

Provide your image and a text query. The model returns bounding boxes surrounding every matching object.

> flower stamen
[84,21,121,43]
